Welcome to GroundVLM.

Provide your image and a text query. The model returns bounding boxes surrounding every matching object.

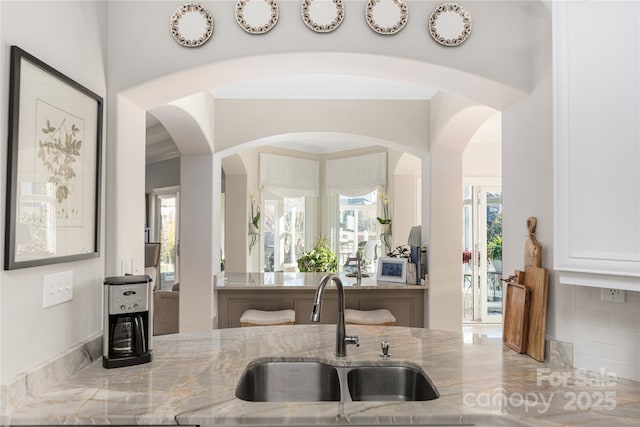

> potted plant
[249,191,260,233]
[377,190,392,252]
[377,191,391,230]
[297,237,338,273]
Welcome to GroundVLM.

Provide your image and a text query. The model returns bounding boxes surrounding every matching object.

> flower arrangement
[387,245,411,258]
[377,190,391,225]
[462,248,472,264]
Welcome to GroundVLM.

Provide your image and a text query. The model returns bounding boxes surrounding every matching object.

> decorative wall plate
[301,0,345,33]
[428,3,472,46]
[170,3,213,47]
[365,0,408,35]
[236,0,279,34]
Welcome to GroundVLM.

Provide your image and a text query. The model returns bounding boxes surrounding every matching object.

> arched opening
[125,53,524,333]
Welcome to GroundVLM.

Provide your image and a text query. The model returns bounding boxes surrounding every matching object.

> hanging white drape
[259,153,320,198]
[325,152,387,196]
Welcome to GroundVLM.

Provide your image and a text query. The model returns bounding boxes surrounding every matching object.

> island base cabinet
[217,289,425,328]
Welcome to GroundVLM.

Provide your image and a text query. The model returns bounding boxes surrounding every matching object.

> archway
[115,53,523,332]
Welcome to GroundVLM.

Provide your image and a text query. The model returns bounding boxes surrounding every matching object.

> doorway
[154,186,180,290]
[462,185,503,323]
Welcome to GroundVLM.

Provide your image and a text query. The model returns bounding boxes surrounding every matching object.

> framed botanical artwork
[4,46,103,270]
[376,256,408,283]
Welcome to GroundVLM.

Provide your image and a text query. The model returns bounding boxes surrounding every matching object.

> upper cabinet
[553,1,640,290]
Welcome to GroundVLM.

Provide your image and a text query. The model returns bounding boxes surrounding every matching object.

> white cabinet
[553,1,640,290]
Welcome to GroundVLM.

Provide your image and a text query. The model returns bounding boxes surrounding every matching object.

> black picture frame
[4,46,103,270]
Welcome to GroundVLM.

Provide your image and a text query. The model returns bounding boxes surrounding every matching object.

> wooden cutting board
[503,282,530,353]
[524,265,549,362]
[524,217,543,267]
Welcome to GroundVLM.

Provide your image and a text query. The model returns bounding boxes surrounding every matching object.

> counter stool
[345,309,396,326]
[240,309,296,327]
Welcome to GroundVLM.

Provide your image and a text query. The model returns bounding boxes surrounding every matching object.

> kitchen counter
[215,272,427,328]
[5,325,639,426]
[217,272,427,289]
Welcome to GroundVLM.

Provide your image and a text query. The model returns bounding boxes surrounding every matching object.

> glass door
[155,187,179,290]
[462,186,502,323]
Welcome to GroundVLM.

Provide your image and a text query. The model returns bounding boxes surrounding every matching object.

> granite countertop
[5,325,639,426]
[217,272,427,290]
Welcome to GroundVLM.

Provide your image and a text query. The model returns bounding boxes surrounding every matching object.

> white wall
[179,154,216,332]
[224,174,247,272]
[502,48,561,339]
[0,1,107,383]
[428,152,463,331]
[214,99,430,154]
[463,114,501,181]
[107,1,537,104]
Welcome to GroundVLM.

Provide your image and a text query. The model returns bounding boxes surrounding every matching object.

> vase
[249,223,259,235]
[490,259,502,274]
[380,222,391,235]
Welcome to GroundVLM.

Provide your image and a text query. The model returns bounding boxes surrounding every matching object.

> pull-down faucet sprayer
[311,274,359,357]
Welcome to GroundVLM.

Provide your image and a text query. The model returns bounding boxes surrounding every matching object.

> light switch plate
[42,271,74,308]
[121,257,133,275]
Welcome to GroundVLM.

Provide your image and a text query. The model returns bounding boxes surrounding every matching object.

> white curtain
[325,152,387,196]
[259,153,320,197]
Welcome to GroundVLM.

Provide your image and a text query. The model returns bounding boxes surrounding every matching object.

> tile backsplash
[573,286,640,381]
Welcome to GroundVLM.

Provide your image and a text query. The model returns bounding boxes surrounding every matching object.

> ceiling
[146,75,438,164]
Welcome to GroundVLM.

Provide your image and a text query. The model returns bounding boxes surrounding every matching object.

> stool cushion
[240,309,295,326]
[345,309,396,325]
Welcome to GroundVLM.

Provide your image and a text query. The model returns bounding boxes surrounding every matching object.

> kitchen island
[4,324,639,426]
[216,272,427,328]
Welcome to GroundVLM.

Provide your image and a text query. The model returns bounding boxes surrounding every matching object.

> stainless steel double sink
[235,359,439,402]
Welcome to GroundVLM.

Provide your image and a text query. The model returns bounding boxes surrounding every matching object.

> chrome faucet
[310,274,359,357]
[346,249,369,285]
[355,251,362,286]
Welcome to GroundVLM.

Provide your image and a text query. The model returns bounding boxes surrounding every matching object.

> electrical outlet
[601,288,626,303]
[43,271,74,308]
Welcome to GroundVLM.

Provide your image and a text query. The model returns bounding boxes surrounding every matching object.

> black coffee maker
[103,275,153,368]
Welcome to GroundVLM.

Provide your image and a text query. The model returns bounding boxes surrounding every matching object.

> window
[154,188,179,290]
[338,190,380,273]
[262,191,306,272]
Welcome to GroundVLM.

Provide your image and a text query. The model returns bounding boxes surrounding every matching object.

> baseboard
[545,336,573,368]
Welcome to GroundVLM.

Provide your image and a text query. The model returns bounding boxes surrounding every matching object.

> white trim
[558,270,640,292]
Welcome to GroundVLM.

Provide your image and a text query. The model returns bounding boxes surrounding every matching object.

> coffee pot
[103,275,153,368]
[111,315,146,356]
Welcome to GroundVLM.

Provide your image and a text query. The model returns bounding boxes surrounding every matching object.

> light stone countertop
[5,325,639,426]
[217,272,427,289]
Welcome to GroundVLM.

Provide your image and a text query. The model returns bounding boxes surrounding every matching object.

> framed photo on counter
[377,257,408,283]
[4,46,103,270]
